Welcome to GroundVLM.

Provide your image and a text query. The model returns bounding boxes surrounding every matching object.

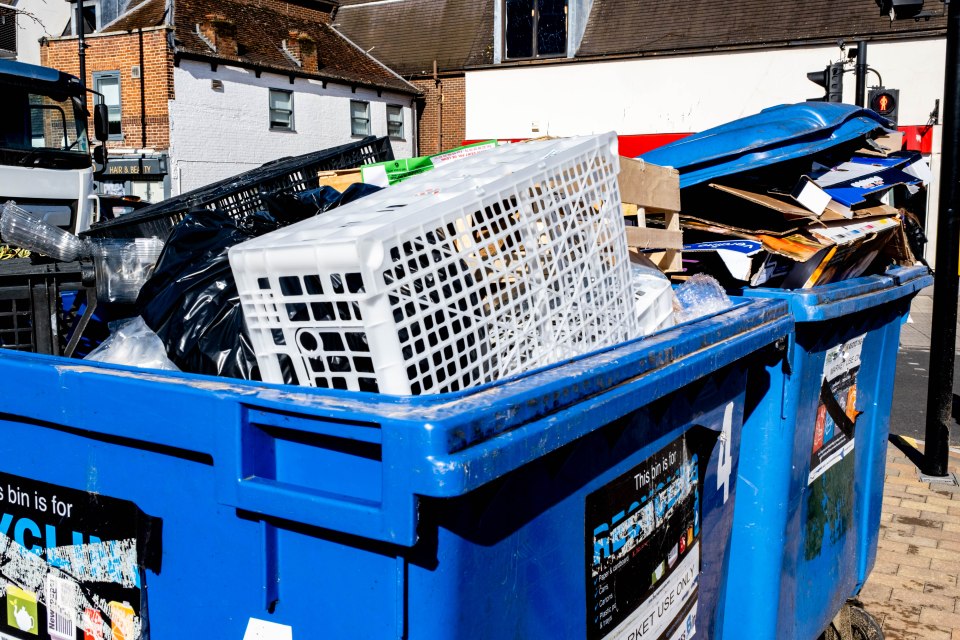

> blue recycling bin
[723,266,932,640]
[0,298,789,640]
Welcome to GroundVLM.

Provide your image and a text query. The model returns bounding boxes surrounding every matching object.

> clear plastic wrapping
[674,274,734,323]
[85,317,179,371]
[0,201,88,262]
[91,237,165,304]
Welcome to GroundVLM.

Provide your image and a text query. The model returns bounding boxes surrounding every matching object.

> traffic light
[877,0,924,19]
[807,62,845,103]
[868,87,900,125]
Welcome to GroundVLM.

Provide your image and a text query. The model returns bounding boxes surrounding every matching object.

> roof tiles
[95,0,416,93]
[578,0,946,58]
[334,0,493,77]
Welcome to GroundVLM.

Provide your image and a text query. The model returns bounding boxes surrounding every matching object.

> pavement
[858,444,960,640]
[891,289,960,442]
[856,287,960,639]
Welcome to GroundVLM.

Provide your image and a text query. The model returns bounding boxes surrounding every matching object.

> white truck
[0,59,109,235]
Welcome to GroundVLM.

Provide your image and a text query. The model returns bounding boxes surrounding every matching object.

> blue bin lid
[639,103,893,188]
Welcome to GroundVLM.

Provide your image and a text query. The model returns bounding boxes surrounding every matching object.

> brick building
[41,0,419,201]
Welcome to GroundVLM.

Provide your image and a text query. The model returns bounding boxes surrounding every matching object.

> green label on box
[6,585,38,635]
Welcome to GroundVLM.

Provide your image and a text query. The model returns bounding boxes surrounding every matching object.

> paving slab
[859,447,960,639]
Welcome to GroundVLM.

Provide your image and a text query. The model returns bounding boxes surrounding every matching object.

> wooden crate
[618,156,683,272]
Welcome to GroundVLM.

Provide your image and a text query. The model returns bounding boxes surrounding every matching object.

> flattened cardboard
[812,155,909,188]
[709,183,815,218]
[619,157,681,213]
[317,169,362,192]
[791,176,832,215]
[760,234,826,263]
[683,240,763,281]
[904,156,934,184]
[807,215,900,246]
[681,214,801,239]
[822,166,921,208]
[865,131,904,155]
[709,182,850,222]
[850,202,898,218]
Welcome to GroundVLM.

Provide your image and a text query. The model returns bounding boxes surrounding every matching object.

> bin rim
[737,266,932,322]
[3,298,791,439]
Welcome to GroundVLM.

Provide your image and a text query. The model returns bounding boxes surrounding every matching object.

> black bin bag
[137,183,381,380]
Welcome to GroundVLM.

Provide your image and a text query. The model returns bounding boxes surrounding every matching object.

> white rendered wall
[11,0,72,65]
[467,38,946,265]
[170,61,415,194]
[467,38,946,138]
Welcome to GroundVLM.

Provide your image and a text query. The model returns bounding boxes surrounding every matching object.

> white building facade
[467,39,944,141]
[2,0,72,64]
[465,28,946,263]
[169,60,417,193]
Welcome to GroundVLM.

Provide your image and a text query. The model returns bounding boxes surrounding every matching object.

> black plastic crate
[85,136,394,240]
[0,259,97,356]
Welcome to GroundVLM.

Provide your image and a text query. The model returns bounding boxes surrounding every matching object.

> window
[269,89,294,131]
[386,105,404,139]
[71,0,100,35]
[93,71,122,140]
[350,100,370,136]
[504,0,567,60]
[0,7,16,57]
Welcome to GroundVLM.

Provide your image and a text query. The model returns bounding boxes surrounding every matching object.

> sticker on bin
[586,429,704,640]
[0,472,161,640]
[809,333,865,485]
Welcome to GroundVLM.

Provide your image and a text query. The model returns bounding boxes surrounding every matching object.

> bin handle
[216,406,421,546]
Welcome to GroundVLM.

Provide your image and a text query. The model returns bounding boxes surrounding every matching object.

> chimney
[285,30,318,73]
[198,14,238,57]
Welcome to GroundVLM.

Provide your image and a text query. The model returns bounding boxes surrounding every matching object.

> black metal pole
[855,41,867,107]
[75,1,87,110]
[923,0,960,477]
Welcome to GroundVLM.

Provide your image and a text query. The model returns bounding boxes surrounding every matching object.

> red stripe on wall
[900,125,934,154]
[462,134,691,157]
[465,125,932,157]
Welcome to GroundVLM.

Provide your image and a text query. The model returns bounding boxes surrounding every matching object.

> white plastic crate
[229,133,639,394]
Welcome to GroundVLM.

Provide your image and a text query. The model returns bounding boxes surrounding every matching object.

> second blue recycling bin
[723,266,932,640]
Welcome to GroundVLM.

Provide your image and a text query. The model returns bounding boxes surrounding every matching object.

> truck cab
[0,59,107,235]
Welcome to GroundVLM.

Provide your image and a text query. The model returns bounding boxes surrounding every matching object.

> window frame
[0,6,17,57]
[386,104,404,140]
[92,70,122,141]
[350,100,371,137]
[71,0,101,36]
[268,88,295,132]
[502,0,568,61]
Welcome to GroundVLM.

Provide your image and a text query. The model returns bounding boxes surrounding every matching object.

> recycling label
[586,433,701,640]
[809,334,864,485]
[0,472,161,639]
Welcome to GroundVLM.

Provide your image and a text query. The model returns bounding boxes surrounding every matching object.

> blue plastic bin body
[724,266,932,640]
[0,299,790,640]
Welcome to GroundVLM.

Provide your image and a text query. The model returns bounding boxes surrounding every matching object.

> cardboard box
[618,157,681,213]
[317,169,362,192]
[682,215,903,288]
